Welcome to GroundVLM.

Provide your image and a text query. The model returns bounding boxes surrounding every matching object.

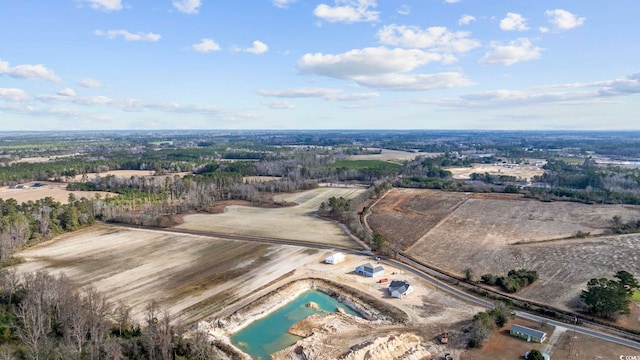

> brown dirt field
[369,189,640,312]
[10,154,80,164]
[176,187,366,247]
[0,182,112,204]
[346,149,440,162]
[14,225,316,324]
[446,163,545,181]
[551,328,640,359]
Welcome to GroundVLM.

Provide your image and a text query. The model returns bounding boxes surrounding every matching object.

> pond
[231,290,361,359]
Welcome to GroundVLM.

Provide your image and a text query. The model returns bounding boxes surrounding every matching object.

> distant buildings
[324,252,345,265]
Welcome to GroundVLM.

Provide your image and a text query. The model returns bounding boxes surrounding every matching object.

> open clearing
[369,189,640,311]
[346,149,439,162]
[446,163,545,181]
[0,171,191,204]
[68,170,191,181]
[176,187,366,247]
[0,182,112,204]
[15,225,314,324]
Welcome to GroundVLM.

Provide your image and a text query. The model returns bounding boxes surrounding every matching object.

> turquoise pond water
[231,290,361,359]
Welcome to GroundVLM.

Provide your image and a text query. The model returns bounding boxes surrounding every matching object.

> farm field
[0,182,112,204]
[446,162,545,182]
[14,225,314,324]
[176,187,366,247]
[369,189,640,310]
[346,148,439,162]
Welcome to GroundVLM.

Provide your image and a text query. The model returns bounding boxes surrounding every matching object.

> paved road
[108,222,640,350]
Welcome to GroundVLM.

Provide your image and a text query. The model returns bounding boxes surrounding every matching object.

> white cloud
[500,12,529,31]
[95,29,161,42]
[594,73,640,96]
[350,72,473,91]
[37,94,113,105]
[458,15,475,26]
[444,0,460,3]
[245,40,269,55]
[57,88,76,97]
[397,5,410,16]
[192,38,221,53]
[273,0,297,8]
[299,47,454,79]
[314,0,379,23]
[545,9,585,31]
[173,0,201,14]
[78,78,107,88]
[377,24,480,53]
[539,27,550,34]
[258,87,379,101]
[264,100,295,109]
[0,59,61,82]
[78,0,122,12]
[297,47,472,91]
[0,88,28,102]
[423,73,640,109]
[480,38,542,66]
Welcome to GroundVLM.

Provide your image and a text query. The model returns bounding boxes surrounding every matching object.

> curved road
[109,222,640,350]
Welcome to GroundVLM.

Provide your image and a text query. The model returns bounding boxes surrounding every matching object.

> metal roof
[510,324,547,339]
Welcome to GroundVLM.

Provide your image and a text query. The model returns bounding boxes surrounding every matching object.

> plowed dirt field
[368,189,640,311]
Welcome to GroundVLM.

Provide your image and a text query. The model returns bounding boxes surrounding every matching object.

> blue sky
[0,0,638,130]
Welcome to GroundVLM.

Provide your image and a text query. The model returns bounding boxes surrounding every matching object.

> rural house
[325,252,345,264]
[355,263,385,277]
[388,280,413,298]
[509,324,547,343]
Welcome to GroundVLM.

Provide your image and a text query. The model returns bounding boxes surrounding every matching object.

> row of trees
[0,269,223,359]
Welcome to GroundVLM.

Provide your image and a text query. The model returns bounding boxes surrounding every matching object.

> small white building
[325,252,346,264]
[388,280,413,298]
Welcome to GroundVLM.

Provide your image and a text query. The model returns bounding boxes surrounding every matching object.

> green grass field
[632,290,640,302]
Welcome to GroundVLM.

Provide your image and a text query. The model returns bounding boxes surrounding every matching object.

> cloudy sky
[1,0,638,130]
